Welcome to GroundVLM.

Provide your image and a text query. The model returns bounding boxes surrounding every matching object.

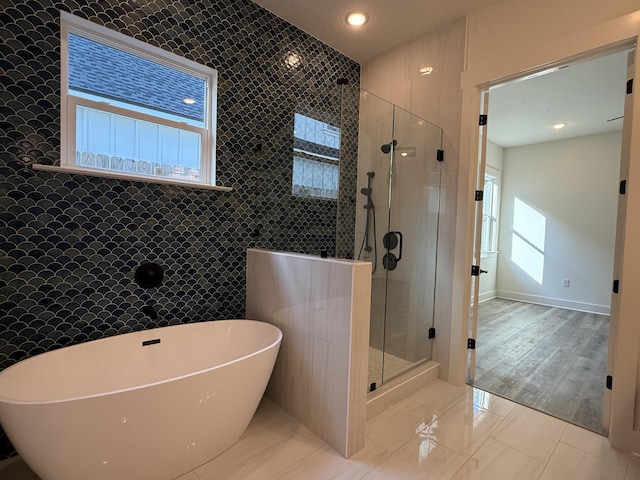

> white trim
[478,291,497,304]
[71,90,205,127]
[495,291,610,316]
[32,164,232,192]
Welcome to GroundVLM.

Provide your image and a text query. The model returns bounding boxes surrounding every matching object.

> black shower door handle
[391,231,403,262]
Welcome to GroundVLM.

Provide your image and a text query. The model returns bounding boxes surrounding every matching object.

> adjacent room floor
[472,297,609,435]
[4,379,637,480]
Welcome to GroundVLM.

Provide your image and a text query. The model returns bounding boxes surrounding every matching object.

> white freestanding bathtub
[0,320,282,480]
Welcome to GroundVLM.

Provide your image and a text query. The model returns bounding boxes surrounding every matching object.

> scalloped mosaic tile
[0,0,360,458]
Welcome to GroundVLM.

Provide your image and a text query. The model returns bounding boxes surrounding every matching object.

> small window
[481,173,500,252]
[60,12,217,187]
[292,113,340,200]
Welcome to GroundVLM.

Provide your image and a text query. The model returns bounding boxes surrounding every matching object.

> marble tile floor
[4,379,640,480]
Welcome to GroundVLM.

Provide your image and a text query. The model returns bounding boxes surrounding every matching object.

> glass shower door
[357,91,393,391]
[380,106,442,382]
[357,90,443,390]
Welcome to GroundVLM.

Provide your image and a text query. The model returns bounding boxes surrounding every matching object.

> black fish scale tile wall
[0,0,360,458]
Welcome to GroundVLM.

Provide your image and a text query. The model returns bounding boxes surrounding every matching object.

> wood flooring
[471,298,609,435]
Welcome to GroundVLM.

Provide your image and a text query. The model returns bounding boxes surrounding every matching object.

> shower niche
[356,90,443,391]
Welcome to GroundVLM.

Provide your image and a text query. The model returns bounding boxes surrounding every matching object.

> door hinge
[369,382,377,392]
[468,338,476,349]
[627,78,634,95]
[613,279,620,294]
[606,375,613,390]
[428,327,436,339]
[479,114,488,126]
[436,149,444,162]
[475,190,484,201]
[620,179,627,195]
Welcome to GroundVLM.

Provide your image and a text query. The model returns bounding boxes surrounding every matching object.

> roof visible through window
[68,33,206,123]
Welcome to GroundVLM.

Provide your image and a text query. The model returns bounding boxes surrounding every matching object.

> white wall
[361,17,466,151]
[360,18,466,380]
[495,132,621,313]
[486,140,504,175]
[466,0,639,72]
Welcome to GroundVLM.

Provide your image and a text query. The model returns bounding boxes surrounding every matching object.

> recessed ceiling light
[183,97,196,104]
[553,123,567,129]
[346,11,368,26]
[419,66,433,75]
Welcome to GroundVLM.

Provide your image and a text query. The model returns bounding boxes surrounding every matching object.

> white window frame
[481,170,500,255]
[46,11,229,191]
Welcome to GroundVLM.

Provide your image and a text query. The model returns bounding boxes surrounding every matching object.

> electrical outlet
[562,279,570,287]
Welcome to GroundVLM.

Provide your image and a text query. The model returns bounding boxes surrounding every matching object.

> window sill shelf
[31,164,233,192]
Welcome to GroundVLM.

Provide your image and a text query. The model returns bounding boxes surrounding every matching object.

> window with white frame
[292,113,340,200]
[481,173,500,253]
[60,11,217,187]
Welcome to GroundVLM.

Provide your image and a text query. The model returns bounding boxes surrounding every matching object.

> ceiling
[251,0,630,148]
[488,50,629,148]
[251,0,501,64]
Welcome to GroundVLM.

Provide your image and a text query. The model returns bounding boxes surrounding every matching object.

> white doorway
[467,47,633,435]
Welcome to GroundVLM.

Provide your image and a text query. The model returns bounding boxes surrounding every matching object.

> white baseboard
[496,290,610,315]
[478,290,497,304]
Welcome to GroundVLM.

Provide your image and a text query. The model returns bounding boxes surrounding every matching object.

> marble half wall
[246,249,371,457]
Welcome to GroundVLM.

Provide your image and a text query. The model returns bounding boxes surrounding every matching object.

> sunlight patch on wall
[511,197,546,284]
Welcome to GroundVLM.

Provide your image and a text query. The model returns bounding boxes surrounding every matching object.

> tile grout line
[539,423,570,472]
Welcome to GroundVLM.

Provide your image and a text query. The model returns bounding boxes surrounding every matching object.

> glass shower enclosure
[356,90,443,391]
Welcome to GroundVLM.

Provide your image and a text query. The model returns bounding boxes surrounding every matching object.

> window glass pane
[68,33,206,126]
[76,105,202,182]
[481,174,499,252]
[292,113,340,199]
[292,157,339,199]
[481,214,490,251]
[483,176,493,215]
[294,113,340,159]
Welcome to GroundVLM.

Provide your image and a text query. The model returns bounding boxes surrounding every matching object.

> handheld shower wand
[358,171,377,273]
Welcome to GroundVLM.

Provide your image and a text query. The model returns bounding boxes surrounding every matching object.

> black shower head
[367,171,375,178]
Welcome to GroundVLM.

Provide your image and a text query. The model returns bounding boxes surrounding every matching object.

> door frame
[467,89,489,384]
[453,12,640,451]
